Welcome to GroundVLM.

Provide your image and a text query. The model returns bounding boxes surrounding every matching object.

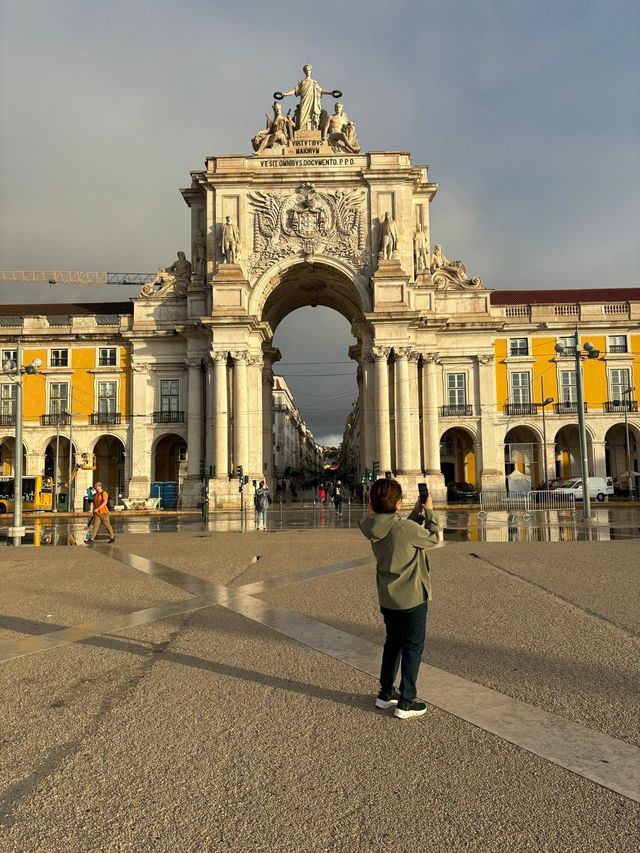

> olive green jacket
[359,509,440,610]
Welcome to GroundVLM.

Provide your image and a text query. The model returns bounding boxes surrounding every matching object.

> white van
[554,476,614,502]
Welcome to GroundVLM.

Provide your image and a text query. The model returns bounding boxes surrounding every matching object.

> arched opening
[0,437,26,476]
[554,425,594,478]
[504,425,541,488]
[153,433,187,484]
[93,435,126,501]
[43,436,76,510]
[440,427,476,486]
[605,423,639,493]
[271,305,358,497]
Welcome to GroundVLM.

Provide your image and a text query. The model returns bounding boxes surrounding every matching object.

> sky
[0,0,638,444]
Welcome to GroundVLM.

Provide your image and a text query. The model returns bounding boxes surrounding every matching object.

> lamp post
[622,386,636,500]
[2,340,42,546]
[538,382,554,487]
[554,331,599,520]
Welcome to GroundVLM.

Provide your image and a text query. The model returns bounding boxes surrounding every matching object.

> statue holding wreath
[274,64,342,131]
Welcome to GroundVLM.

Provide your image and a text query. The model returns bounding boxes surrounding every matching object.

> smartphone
[418,482,429,504]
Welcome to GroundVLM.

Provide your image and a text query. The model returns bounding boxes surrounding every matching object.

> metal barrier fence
[479,490,576,519]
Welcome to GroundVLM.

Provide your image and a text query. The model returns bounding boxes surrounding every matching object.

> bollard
[348,498,351,526]
[279,496,283,530]
[312,499,316,528]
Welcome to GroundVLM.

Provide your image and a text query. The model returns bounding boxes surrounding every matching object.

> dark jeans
[380,602,428,704]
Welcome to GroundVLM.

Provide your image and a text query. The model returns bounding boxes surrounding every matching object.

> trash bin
[82,496,91,512]
[58,493,68,511]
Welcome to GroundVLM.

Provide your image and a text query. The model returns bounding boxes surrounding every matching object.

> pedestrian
[319,483,326,505]
[333,480,344,516]
[84,482,116,545]
[254,480,270,530]
[359,478,440,719]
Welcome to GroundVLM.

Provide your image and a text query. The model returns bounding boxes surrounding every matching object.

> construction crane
[0,271,155,285]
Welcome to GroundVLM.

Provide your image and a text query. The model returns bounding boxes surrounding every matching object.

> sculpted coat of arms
[248,182,367,277]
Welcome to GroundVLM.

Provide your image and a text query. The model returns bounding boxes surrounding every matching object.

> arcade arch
[93,435,126,499]
[554,424,594,479]
[604,422,640,487]
[504,425,542,487]
[440,427,476,485]
[0,437,26,476]
[153,433,187,484]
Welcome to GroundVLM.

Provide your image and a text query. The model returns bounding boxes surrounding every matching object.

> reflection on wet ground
[2,503,640,547]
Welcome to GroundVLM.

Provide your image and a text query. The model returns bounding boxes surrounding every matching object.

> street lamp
[2,340,42,546]
[537,389,554,487]
[554,332,599,520]
[622,386,637,500]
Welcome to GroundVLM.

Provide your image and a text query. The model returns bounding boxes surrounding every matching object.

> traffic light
[199,459,206,477]
[236,465,243,480]
[372,461,379,479]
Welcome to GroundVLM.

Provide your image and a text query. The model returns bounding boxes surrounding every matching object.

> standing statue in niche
[413,223,429,273]
[378,212,398,260]
[252,102,295,154]
[194,228,206,278]
[320,102,361,154]
[274,64,341,131]
[221,216,240,264]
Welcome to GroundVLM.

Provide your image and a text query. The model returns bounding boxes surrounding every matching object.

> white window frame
[560,370,577,404]
[609,368,631,403]
[159,379,180,413]
[607,335,628,354]
[510,371,531,405]
[49,348,69,368]
[1,383,17,417]
[557,336,577,356]
[2,349,17,366]
[446,373,467,408]
[97,380,118,414]
[48,381,69,415]
[97,346,118,367]
[509,338,529,357]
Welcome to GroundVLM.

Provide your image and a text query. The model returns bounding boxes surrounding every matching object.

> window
[560,370,577,404]
[2,349,17,366]
[557,336,577,355]
[509,338,529,356]
[610,368,631,403]
[511,372,531,405]
[49,382,69,414]
[50,349,68,367]
[447,373,466,407]
[160,379,179,412]
[1,384,16,416]
[608,335,628,354]
[98,381,117,414]
[98,347,117,366]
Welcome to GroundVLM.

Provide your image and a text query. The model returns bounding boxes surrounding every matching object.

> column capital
[185,357,202,369]
[478,354,494,365]
[211,350,229,363]
[230,350,248,363]
[372,345,391,360]
[423,352,440,365]
[247,354,263,367]
[131,361,150,374]
[394,347,412,360]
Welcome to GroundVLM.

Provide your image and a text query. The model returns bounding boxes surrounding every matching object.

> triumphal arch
[129,65,498,507]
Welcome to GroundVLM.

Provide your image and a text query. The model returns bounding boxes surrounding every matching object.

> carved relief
[248,182,367,277]
[430,244,483,291]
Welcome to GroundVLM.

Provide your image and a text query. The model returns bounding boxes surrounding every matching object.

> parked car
[447,481,479,503]
[536,478,567,491]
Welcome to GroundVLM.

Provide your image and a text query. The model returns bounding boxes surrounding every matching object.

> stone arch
[152,432,187,484]
[0,436,27,476]
[554,424,594,479]
[604,422,640,492]
[250,256,370,333]
[439,426,477,486]
[504,425,543,486]
[92,435,126,500]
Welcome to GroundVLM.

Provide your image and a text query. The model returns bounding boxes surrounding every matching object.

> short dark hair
[370,478,402,513]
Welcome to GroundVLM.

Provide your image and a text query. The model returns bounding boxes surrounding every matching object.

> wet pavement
[2,502,640,547]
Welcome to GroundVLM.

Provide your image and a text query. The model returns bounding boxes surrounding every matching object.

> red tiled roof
[490,288,640,305]
[0,302,133,316]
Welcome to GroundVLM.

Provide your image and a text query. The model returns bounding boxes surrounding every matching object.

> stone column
[213,351,229,479]
[362,355,376,471]
[128,361,151,499]
[186,358,203,478]
[262,359,274,484]
[591,440,607,478]
[423,353,441,474]
[477,354,504,490]
[356,365,365,476]
[247,354,263,479]
[205,357,215,475]
[394,348,412,473]
[232,351,249,470]
[408,351,421,472]
[373,346,392,473]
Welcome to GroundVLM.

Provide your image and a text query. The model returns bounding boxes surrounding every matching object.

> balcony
[90,412,122,425]
[0,413,16,427]
[504,403,538,416]
[608,344,628,353]
[153,410,184,424]
[40,413,71,426]
[553,402,588,414]
[604,400,638,413]
[440,405,473,417]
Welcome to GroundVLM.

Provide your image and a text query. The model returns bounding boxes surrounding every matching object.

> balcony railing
[553,402,588,414]
[504,403,538,416]
[0,413,16,427]
[440,405,473,417]
[604,400,638,413]
[90,412,122,425]
[153,410,184,423]
[608,345,628,354]
[40,413,71,426]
